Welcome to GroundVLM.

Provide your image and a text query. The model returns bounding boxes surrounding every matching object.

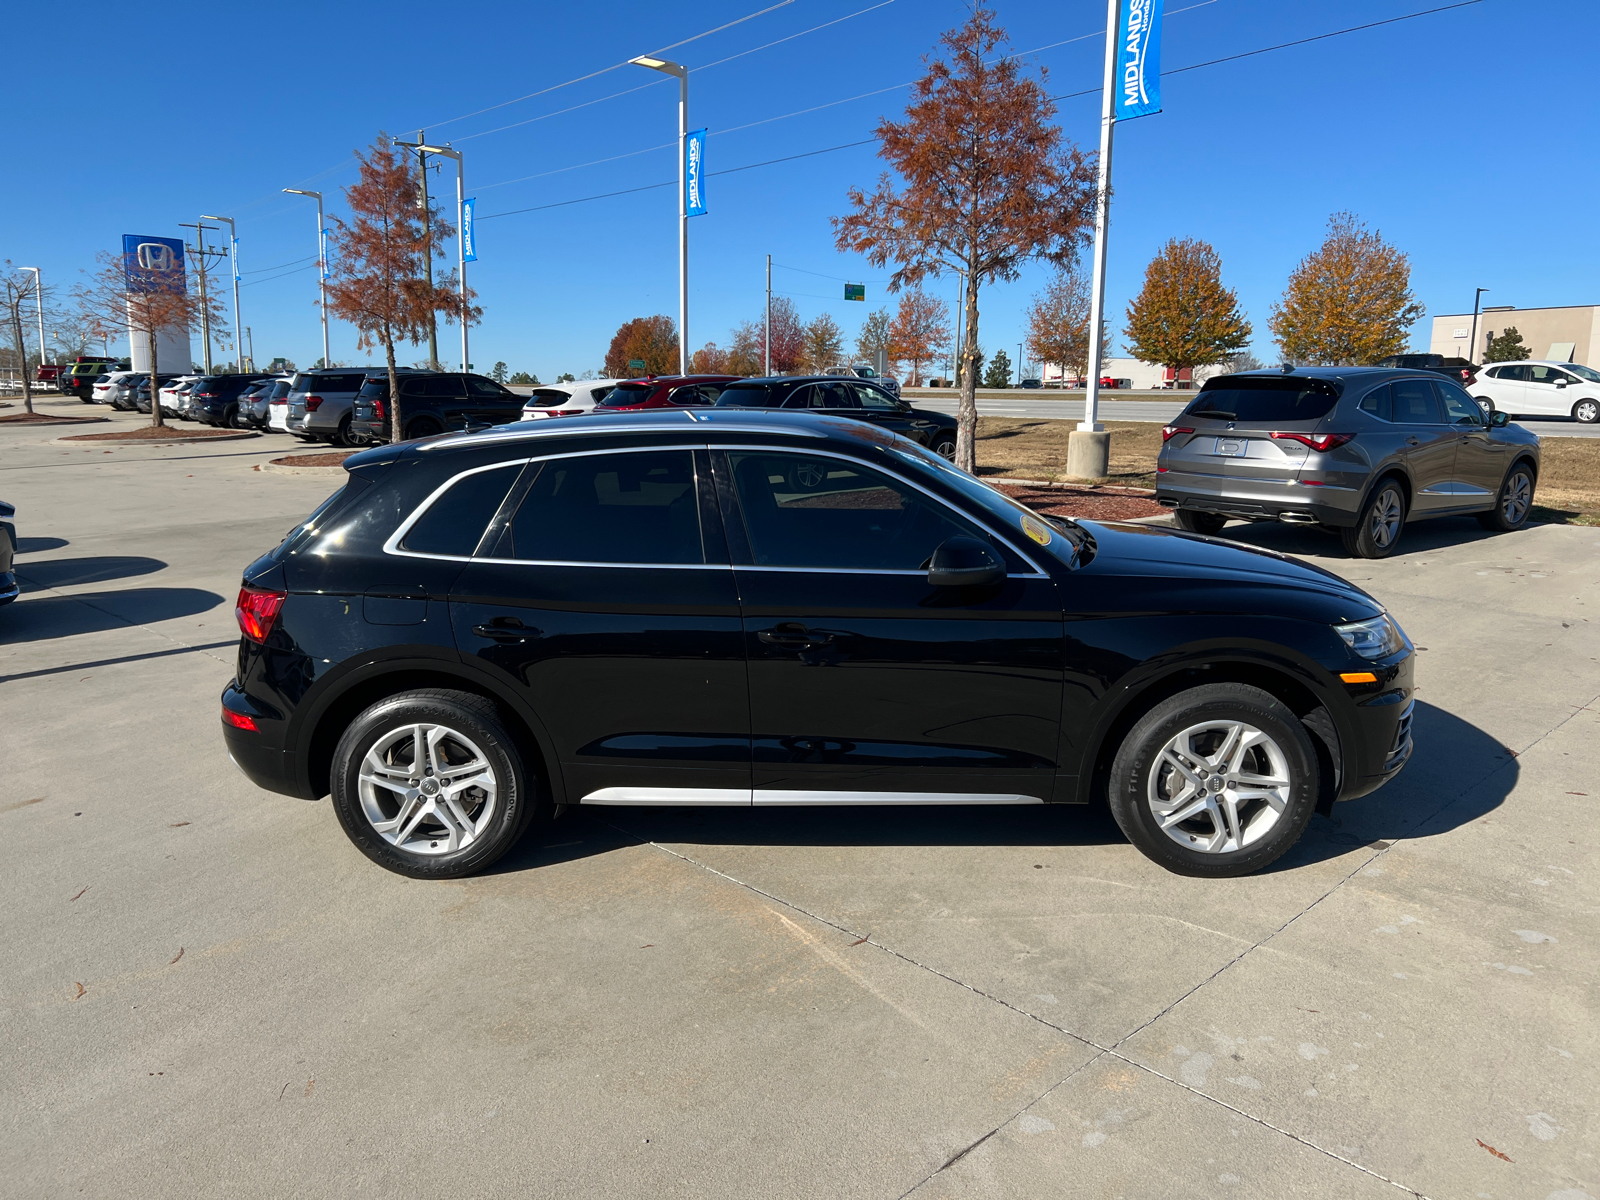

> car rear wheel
[1574,398,1599,424]
[1174,510,1229,536]
[330,689,538,879]
[1108,683,1318,877]
[1474,396,1495,419]
[406,416,442,440]
[1341,478,1406,559]
[931,434,957,461]
[1477,461,1535,532]
[331,415,353,447]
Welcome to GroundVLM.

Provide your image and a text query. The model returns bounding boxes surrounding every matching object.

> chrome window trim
[385,444,714,566]
[717,444,1049,577]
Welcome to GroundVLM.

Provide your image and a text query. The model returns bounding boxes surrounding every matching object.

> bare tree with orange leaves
[325,136,477,441]
[834,6,1096,471]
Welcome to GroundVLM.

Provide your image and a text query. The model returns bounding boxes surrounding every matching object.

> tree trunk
[148,326,164,428]
[384,335,401,443]
[955,269,980,473]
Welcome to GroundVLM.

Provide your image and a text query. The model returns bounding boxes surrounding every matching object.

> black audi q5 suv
[223,409,1415,879]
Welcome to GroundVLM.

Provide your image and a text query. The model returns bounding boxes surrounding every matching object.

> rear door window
[1390,379,1443,424]
[1183,378,1340,423]
[399,464,522,558]
[499,451,703,564]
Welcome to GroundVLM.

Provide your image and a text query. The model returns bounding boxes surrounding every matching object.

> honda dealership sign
[121,234,192,373]
[1114,0,1163,120]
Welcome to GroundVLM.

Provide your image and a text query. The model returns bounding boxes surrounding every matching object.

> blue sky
[8,0,1595,377]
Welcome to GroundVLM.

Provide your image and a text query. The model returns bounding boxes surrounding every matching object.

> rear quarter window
[398,464,522,558]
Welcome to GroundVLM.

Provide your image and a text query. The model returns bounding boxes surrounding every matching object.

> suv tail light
[1269,431,1353,453]
[303,395,323,412]
[236,584,286,643]
[373,399,386,419]
[1161,425,1193,442]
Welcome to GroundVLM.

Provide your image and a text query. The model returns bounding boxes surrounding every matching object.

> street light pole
[630,55,689,376]
[283,189,330,368]
[414,145,468,372]
[20,267,44,374]
[202,214,243,372]
[765,254,772,376]
[1469,287,1489,366]
[395,132,441,368]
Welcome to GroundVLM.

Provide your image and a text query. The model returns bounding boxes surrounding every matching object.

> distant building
[1035,356,1230,389]
[1429,305,1600,366]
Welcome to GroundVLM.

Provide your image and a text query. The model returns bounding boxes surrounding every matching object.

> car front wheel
[1108,683,1319,877]
[1477,461,1535,532]
[1574,398,1599,424]
[1341,478,1406,558]
[330,689,537,878]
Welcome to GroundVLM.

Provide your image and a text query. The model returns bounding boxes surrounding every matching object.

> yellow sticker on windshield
[1021,514,1052,546]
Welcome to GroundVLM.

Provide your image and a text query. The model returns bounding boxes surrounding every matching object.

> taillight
[373,399,386,419]
[304,395,323,411]
[1161,425,1193,443]
[222,708,258,732]
[236,584,286,643]
[1269,431,1353,453]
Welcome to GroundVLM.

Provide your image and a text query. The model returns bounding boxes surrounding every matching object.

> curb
[255,458,349,476]
[54,429,262,447]
[1,416,112,428]
[996,477,1157,495]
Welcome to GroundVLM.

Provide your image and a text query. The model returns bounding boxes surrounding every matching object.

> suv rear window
[1185,377,1340,424]
[715,383,777,407]
[597,383,652,407]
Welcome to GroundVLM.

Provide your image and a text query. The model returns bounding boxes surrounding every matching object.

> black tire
[1476,460,1536,532]
[222,404,239,429]
[331,415,353,447]
[1174,509,1229,536]
[1340,477,1407,558]
[406,416,442,440]
[1473,396,1495,419]
[1574,398,1599,424]
[330,689,539,879]
[931,434,957,461]
[1108,683,1319,878]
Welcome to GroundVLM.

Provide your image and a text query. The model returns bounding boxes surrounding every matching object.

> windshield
[1568,363,1600,383]
[597,383,652,407]
[888,444,1086,568]
[1184,376,1341,424]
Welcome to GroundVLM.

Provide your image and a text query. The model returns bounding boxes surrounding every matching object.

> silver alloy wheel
[935,437,957,461]
[1576,399,1599,424]
[357,723,498,855]
[1502,469,1532,524]
[1146,719,1292,853]
[1369,487,1403,548]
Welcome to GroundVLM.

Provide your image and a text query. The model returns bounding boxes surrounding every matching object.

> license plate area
[1212,437,1248,457]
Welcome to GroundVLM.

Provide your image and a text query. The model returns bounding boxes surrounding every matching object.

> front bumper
[1332,649,1415,801]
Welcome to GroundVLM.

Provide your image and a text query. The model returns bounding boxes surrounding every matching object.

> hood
[1077,520,1383,624]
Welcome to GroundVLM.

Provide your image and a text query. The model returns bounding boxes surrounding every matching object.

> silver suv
[1155,367,1542,558]
[285,368,385,445]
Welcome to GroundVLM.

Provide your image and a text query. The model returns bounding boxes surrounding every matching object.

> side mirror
[928,536,1005,588]
[1555,380,1568,389]
[896,399,912,412]
[1491,410,1509,428]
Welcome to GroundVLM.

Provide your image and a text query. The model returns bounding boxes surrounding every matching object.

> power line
[241,263,317,288]
[1049,0,1486,102]
[774,263,890,284]
[242,254,317,275]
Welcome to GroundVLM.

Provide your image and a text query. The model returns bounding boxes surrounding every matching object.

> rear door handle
[472,616,540,643]
[757,624,833,648]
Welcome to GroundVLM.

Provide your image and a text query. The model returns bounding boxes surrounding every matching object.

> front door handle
[757,623,834,649]
[472,616,541,643]
[1406,437,1421,446]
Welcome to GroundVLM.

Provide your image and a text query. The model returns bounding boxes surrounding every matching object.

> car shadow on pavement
[1208,515,1519,560]
[16,555,166,591]
[495,700,1514,876]
[0,587,225,644]
[15,536,69,554]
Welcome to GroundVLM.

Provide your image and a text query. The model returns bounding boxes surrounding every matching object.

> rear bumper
[1156,472,1363,528]
[221,682,307,799]
[0,572,18,606]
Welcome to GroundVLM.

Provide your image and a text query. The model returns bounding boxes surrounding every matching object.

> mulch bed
[267,451,358,467]
[996,482,1167,523]
[59,425,255,442]
[0,412,110,425]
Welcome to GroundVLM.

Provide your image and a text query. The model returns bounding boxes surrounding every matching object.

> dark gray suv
[1155,368,1541,558]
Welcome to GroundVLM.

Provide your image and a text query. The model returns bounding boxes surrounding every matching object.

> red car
[592,374,739,412]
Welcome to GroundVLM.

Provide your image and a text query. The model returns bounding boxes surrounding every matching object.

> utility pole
[765,254,772,376]
[245,326,254,370]
[179,221,224,372]
[414,143,468,372]
[395,132,441,368]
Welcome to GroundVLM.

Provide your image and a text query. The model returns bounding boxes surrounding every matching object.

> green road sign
[628,359,646,369]
[844,283,865,302]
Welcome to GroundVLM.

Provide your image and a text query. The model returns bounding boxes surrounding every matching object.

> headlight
[1334,614,1407,660]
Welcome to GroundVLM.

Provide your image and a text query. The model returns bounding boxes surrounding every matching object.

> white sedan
[1470,360,1600,423]
[519,379,626,420]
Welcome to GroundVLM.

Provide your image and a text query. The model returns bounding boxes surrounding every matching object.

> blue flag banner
[462,198,478,262]
[685,128,707,217]
[1114,0,1163,119]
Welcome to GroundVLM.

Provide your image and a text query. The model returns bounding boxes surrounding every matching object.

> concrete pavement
[3,397,1597,1198]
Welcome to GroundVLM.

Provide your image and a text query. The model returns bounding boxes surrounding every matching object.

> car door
[1433,379,1504,501]
[1388,377,1457,514]
[1484,364,1530,414]
[1523,365,1569,416]
[716,447,1064,804]
[447,446,751,805]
